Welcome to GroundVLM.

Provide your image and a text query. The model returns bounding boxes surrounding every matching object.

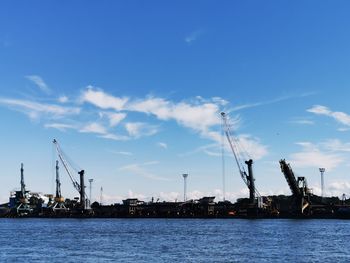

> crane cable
[221,112,262,199]
[53,140,81,193]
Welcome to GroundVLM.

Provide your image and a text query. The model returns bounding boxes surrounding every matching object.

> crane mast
[55,160,62,200]
[221,112,256,205]
[20,163,26,199]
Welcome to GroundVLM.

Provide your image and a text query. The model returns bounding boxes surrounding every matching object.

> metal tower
[55,160,62,200]
[20,163,25,199]
[182,173,188,202]
[100,186,103,205]
[88,178,93,207]
[319,168,325,199]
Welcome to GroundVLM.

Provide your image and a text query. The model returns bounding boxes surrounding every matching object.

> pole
[20,163,25,198]
[319,168,325,199]
[78,170,86,209]
[182,174,188,202]
[89,179,93,207]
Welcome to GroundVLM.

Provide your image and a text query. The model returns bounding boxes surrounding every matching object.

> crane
[279,159,310,215]
[221,112,259,206]
[51,160,67,211]
[53,139,87,210]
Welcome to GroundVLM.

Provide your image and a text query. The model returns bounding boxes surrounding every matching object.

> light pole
[182,173,188,202]
[319,168,325,199]
[88,179,93,207]
[100,186,103,205]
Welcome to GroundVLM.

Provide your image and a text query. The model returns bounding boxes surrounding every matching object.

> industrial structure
[1,133,350,219]
[51,160,67,213]
[221,112,272,216]
[53,139,91,213]
[279,159,311,216]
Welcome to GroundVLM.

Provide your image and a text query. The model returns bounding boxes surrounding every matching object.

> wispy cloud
[125,122,159,138]
[307,105,350,127]
[108,150,133,156]
[293,120,314,125]
[79,122,129,141]
[289,141,345,171]
[0,98,80,120]
[289,117,314,125]
[126,96,224,144]
[58,95,69,103]
[80,122,107,134]
[185,30,204,44]
[25,75,51,94]
[44,123,77,132]
[119,161,170,181]
[157,142,168,149]
[80,87,268,159]
[100,133,129,141]
[80,87,223,139]
[321,139,350,152]
[99,112,126,127]
[80,85,128,111]
[231,93,315,112]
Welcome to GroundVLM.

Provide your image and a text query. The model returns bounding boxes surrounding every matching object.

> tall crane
[221,112,258,205]
[16,163,32,215]
[20,163,26,201]
[52,160,67,211]
[279,159,310,215]
[53,139,87,210]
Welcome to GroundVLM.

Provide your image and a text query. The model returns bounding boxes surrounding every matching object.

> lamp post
[88,179,93,207]
[182,173,188,202]
[319,168,325,199]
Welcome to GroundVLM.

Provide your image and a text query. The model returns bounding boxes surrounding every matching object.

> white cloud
[26,75,51,94]
[44,123,77,131]
[80,86,128,111]
[100,112,126,127]
[290,141,344,171]
[58,95,69,103]
[119,161,170,181]
[185,30,204,44]
[231,93,315,112]
[289,118,314,125]
[109,150,133,156]
[327,181,350,195]
[308,105,350,127]
[127,96,223,141]
[80,122,129,141]
[79,87,268,157]
[0,98,80,120]
[80,122,107,134]
[338,127,350,132]
[157,142,168,149]
[99,133,129,141]
[125,122,158,138]
[233,134,268,160]
[321,139,350,152]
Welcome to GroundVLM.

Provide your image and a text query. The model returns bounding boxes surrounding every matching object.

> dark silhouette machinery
[221,112,272,215]
[279,159,311,216]
[15,163,33,215]
[51,160,68,212]
[53,139,88,211]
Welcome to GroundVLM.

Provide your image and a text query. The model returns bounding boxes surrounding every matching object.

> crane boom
[53,139,80,193]
[221,112,259,204]
[221,113,248,185]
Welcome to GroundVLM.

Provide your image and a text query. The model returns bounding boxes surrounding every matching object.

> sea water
[0,218,349,262]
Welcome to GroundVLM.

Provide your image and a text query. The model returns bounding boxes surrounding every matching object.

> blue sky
[1,1,350,203]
